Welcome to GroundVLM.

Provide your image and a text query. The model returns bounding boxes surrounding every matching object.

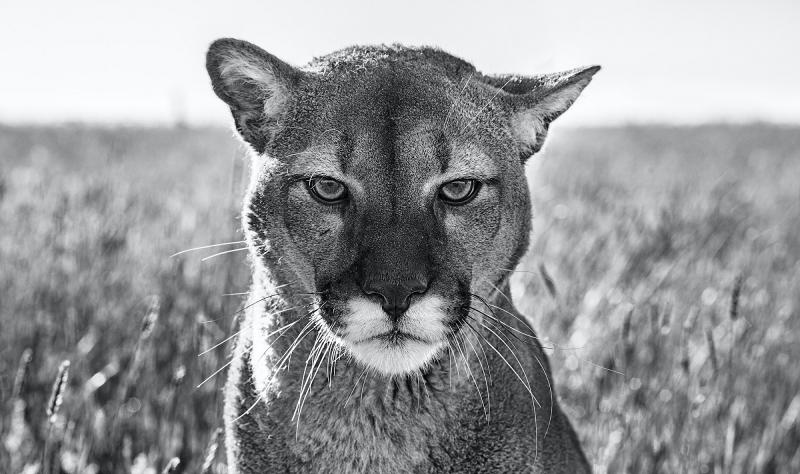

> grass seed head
[46,360,70,423]
[161,457,180,474]
[201,428,223,473]
[12,347,33,400]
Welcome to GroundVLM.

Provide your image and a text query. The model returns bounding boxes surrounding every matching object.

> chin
[346,338,446,375]
[333,295,452,376]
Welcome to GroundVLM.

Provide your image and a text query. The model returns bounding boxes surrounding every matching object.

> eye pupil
[446,181,469,197]
[317,180,338,195]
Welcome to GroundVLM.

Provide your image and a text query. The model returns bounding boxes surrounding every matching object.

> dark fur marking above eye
[433,129,451,173]
[336,133,354,174]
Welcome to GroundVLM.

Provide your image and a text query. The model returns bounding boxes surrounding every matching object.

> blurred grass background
[1,124,798,472]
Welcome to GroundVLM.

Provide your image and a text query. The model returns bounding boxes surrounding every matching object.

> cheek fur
[285,187,345,269]
[442,193,501,260]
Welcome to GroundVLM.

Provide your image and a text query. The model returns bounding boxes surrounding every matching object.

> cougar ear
[486,65,600,160]
[206,38,303,153]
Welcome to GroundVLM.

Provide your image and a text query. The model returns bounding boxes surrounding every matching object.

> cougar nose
[362,278,429,320]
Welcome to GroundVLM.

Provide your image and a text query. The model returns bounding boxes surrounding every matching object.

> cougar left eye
[439,179,481,205]
[307,177,348,203]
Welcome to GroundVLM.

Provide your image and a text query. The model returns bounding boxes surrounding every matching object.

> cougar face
[208,39,598,376]
[248,79,519,375]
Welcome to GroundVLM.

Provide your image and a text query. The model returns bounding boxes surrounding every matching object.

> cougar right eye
[307,177,348,204]
[439,179,481,205]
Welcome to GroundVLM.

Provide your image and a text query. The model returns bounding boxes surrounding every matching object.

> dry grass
[1,123,798,472]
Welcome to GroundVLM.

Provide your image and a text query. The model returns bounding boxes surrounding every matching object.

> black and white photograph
[1,1,799,472]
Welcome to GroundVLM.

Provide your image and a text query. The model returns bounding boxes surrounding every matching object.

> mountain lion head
[207,39,598,376]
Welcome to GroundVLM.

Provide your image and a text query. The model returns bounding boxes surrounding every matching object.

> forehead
[285,70,503,182]
[287,122,498,186]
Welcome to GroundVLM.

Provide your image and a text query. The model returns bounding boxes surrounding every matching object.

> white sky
[1,0,798,126]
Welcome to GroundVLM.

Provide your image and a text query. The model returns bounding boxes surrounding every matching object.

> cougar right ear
[484,65,600,160]
[206,38,303,153]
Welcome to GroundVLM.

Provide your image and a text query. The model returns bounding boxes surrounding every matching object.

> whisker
[195,357,234,389]
[281,311,323,369]
[198,316,301,358]
[170,240,247,258]
[295,332,324,417]
[232,389,265,423]
[293,332,329,434]
[345,367,370,406]
[452,331,488,422]
[495,267,538,274]
[201,311,314,393]
[326,340,334,388]
[443,73,473,130]
[198,296,269,325]
[467,298,547,346]
[301,339,331,419]
[197,329,242,358]
[581,358,625,376]
[467,315,541,460]
[200,247,249,262]
[359,370,371,405]
[461,320,493,387]
[479,319,536,400]
[460,323,492,422]
[469,293,590,352]
[473,303,622,381]
[235,316,318,422]
[458,76,514,135]
[468,314,538,407]
[485,281,514,308]
[199,282,298,324]
[250,316,313,379]
[249,306,324,380]
[444,339,456,390]
[531,350,554,441]
[472,292,554,441]
[265,304,327,374]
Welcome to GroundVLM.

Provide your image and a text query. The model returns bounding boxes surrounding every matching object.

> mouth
[355,329,429,345]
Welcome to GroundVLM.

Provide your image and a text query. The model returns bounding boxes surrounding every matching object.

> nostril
[407,278,428,296]
[363,288,389,305]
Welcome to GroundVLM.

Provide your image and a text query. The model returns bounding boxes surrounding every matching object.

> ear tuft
[495,65,600,160]
[206,38,301,152]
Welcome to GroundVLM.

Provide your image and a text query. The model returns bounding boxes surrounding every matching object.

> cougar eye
[439,179,481,205]
[307,177,348,203]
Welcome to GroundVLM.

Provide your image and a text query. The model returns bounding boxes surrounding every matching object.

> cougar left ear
[486,65,600,160]
[206,38,304,153]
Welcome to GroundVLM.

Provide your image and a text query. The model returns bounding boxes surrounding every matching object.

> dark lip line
[354,330,429,345]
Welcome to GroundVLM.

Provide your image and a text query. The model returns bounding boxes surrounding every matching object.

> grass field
[1,123,798,473]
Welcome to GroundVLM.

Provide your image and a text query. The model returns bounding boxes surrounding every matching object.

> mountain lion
[206,38,599,473]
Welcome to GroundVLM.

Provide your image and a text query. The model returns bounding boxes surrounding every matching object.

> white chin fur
[338,295,449,375]
[346,339,445,375]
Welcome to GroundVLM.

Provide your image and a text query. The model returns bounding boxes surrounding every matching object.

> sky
[1,0,798,126]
